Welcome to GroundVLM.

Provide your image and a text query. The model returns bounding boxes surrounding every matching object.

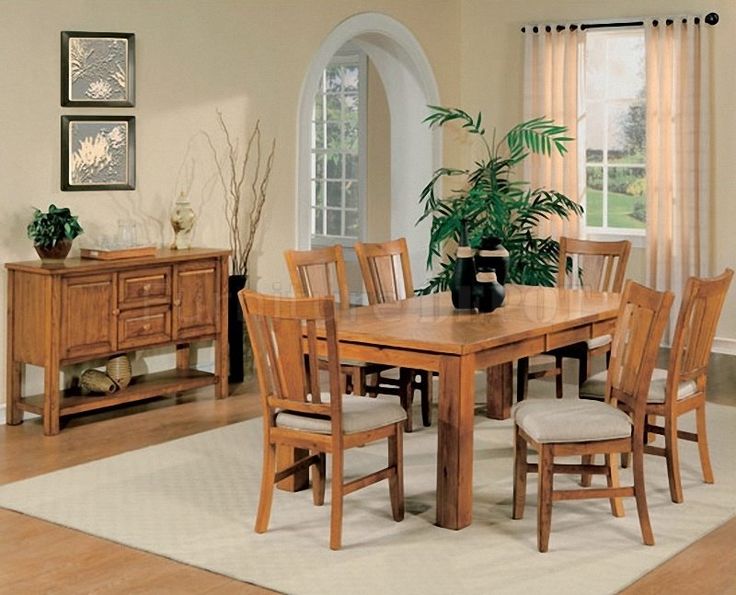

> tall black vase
[228,274,247,383]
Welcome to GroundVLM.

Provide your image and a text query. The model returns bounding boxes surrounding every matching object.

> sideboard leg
[176,343,190,370]
[6,361,23,425]
[43,361,61,436]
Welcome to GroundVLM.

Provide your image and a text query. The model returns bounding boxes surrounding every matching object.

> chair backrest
[284,245,350,308]
[239,290,343,427]
[606,280,673,432]
[557,237,631,292]
[666,268,734,402]
[354,238,414,304]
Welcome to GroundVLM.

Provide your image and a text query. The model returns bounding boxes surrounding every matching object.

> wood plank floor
[1,354,734,594]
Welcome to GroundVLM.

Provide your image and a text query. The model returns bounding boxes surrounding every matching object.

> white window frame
[582,28,646,248]
[310,51,367,248]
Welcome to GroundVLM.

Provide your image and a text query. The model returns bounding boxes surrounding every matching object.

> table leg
[436,354,476,529]
[486,362,513,420]
[43,361,60,436]
[276,445,310,492]
[6,361,23,425]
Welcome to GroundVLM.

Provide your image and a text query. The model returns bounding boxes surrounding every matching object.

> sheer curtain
[523,25,584,239]
[645,18,711,336]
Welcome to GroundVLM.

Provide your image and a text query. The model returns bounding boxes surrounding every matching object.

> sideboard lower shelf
[18,369,217,417]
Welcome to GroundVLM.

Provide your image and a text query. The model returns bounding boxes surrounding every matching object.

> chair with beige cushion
[284,245,390,395]
[240,290,406,550]
[354,238,433,431]
[580,269,733,503]
[517,237,631,401]
[512,280,673,552]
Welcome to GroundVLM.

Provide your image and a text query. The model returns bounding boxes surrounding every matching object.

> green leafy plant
[417,106,583,292]
[26,204,84,248]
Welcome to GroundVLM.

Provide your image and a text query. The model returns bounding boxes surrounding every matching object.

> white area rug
[0,392,734,595]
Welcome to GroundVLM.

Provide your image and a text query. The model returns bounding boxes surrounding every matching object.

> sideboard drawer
[118,305,172,349]
[118,267,172,309]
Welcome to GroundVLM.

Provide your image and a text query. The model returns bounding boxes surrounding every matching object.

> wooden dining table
[291,285,620,530]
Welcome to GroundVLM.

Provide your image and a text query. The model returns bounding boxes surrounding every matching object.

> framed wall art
[61,31,135,107]
[61,115,136,191]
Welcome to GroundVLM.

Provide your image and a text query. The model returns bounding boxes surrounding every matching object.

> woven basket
[80,369,117,394]
[106,354,132,390]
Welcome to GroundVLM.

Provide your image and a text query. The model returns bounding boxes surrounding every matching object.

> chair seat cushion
[580,368,698,404]
[514,399,632,444]
[276,395,407,435]
[586,334,612,350]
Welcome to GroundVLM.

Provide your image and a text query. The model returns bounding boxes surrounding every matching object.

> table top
[335,285,620,356]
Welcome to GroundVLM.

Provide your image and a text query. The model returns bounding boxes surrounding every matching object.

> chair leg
[577,351,590,388]
[554,355,563,399]
[664,413,684,504]
[353,368,366,396]
[399,368,414,433]
[512,424,527,520]
[605,453,625,517]
[537,445,554,553]
[255,441,276,534]
[580,454,593,487]
[312,451,326,506]
[329,447,344,550]
[388,423,405,521]
[419,371,432,427]
[632,447,655,546]
[516,357,529,402]
[695,403,715,484]
[621,452,631,468]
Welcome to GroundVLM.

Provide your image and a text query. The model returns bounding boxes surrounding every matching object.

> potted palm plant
[417,106,583,292]
[27,204,84,260]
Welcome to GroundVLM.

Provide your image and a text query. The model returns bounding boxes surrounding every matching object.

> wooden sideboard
[5,247,230,435]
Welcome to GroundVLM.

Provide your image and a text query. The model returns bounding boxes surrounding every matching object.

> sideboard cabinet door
[61,273,117,360]
[173,260,218,340]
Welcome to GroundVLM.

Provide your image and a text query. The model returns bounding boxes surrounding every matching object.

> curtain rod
[520,12,719,33]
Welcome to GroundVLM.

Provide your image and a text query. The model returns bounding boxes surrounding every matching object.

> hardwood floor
[1,355,734,594]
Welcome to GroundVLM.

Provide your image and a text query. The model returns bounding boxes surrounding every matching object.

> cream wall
[459,0,736,346]
[0,0,461,399]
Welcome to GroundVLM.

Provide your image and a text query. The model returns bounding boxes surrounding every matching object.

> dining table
[288,284,621,530]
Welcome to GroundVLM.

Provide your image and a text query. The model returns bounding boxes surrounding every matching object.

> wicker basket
[106,353,132,390]
[80,369,117,394]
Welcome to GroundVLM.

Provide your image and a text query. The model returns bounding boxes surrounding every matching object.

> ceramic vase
[475,237,510,285]
[451,222,476,310]
[473,268,505,313]
[171,197,196,250]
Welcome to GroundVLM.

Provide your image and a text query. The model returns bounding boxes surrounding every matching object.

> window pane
[345,180,358,209]
[313,180,324,207]
[605,34,645,101]
[344,121,358,152]
[343,93,359,121]
[326,122,341,150]
[611,101,645,164]
[326,153,342,178]
[585,102,604,163]
[345,153,358,179]
[585,33,606,102]
[326,209,342,236]
[313,95,324,121]
[313,122,325,150]
[342,66,359,91]
[345,210,359,238]
[325,66,341,92]
[585,167,603,227]
[326,95,341,120]
[312,208,324,235]
[607,167,646,229]
[314,152,325,179]
[326,181,341,207]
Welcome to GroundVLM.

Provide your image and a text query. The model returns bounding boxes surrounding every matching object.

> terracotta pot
[34,239,72,260]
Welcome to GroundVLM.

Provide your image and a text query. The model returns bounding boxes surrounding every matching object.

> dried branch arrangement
[203,110,276,276]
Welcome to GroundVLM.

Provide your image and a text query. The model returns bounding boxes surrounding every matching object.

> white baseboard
[712,337,736,356]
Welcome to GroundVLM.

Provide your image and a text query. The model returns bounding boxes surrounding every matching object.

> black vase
[451,245,476,310]
[473,268,505,313]
[227,274,247,383]
[475,237,510,285]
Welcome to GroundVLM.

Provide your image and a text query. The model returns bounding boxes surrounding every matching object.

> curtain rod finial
[705,12,719,26]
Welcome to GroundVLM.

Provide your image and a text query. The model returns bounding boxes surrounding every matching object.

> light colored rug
[0,390,734,594]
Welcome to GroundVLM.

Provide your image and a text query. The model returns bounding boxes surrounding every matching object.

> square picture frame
[61,115,136,191]
[61,31,135,107]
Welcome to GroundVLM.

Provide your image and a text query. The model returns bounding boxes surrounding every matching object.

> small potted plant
[27,204,84,260]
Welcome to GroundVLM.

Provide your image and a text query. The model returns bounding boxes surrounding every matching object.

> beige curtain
[523,25,584,239]
[645,18,711,336]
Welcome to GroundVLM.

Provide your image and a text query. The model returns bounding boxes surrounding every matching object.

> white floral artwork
[62,33,134,105]
[65,119,133,188]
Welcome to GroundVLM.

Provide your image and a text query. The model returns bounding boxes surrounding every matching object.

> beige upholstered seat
[514,400,632,444]
[581,368,698,405]
[240,290,406,550]
[512,280,673,552]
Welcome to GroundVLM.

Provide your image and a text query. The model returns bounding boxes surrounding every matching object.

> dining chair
[240,290,406,550]
[512,280,673,552]
[354,237,433,431]
[580,268,733,503]
[284,244,390,395]
[516,237,631,401]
